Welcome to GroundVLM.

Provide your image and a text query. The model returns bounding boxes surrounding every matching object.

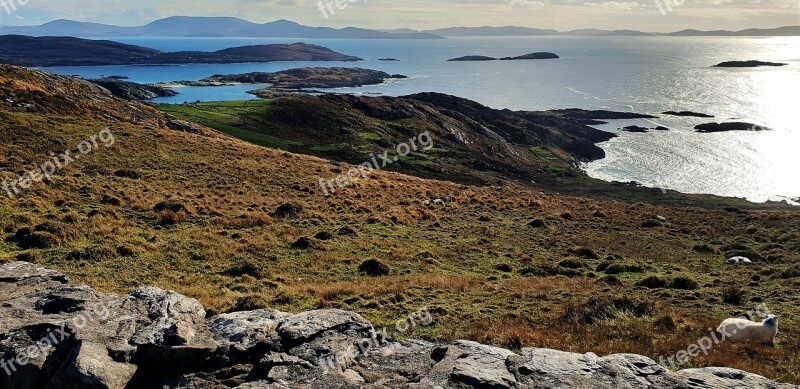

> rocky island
[447,55,498,61]
[663,110,714,118]
[694,122,770,132]
[0,35,362,67]
[448,52,559,61]
[713,60,787,67]
[204,67,408,98]
[500,52,560,60]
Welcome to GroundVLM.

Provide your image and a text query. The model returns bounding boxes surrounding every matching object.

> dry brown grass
[1,65,799,383]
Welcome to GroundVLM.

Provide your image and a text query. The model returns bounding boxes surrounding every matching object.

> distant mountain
[1,17,797,38]
[565,29,652,36]
[425,25,798,36]
[0,17,443,39]
[0,35,362,67]
[424,26,560,36]
[666,26,800,36]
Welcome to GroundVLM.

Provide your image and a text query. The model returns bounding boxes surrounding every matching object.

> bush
[7,227,58,249]
[721,287,746,305]
[636,276,670,289]
[671,276,699,290]
[527,219,547,228]
[272,203,303,218]
[563,296,655,325]
[601,263,645,274]
[358,259,390,276]
[225,260,266,278]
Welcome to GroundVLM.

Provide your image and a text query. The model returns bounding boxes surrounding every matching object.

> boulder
[1,262,794,388]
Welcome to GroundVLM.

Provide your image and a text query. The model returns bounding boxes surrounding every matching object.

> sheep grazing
[727,256,752,264]
[717,315,778,344]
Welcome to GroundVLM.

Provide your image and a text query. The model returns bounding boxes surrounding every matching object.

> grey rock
[1,262,794,389]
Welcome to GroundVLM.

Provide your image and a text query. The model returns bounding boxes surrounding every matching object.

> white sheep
[716,315,778,344]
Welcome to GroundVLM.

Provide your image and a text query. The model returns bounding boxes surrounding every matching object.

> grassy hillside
[1,65,799,383]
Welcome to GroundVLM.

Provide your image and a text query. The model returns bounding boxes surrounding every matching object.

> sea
[40,36,800,204]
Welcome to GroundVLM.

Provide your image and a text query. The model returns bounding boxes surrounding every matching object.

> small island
[663,110,714,118]
[694,122,770,133]
[448,55,498,61]
[203,67,408,98]
[378,58,400,61]
[621,125,649,133]
[713,60,787,68]
[500,52,560,60]
[448,52,559,62]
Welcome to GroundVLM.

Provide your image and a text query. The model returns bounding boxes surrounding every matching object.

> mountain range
[0,17,797,38]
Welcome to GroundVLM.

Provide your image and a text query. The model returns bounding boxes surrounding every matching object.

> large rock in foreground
[0,262,793,388]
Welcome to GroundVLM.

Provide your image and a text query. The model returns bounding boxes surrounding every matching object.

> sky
[0,0,798,31]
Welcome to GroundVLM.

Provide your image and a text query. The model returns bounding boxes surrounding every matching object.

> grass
[157,101,299,150]
[1,65,799,383]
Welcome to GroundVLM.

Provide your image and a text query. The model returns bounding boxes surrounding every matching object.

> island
[203,67,408,98]
[447,55,498,61]
[621,125,649,133]
[663,110,714,118]
[447,52,559,62]
[0,35,363,67]
[694,122,770,133]
[500,52,560,60]
[713,60,787,68]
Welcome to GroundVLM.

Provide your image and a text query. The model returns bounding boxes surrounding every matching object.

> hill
[0,35,362,67]
[0,17,443,39]
[0,65,798,383]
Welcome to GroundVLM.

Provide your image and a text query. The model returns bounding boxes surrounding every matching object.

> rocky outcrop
[88,78,178,100]
[1,262,792,389]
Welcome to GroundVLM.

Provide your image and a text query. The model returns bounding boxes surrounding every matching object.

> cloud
[583,1,641,9]
[508,0,546,8]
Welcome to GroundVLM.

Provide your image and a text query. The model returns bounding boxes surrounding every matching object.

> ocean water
[41,36,800,203]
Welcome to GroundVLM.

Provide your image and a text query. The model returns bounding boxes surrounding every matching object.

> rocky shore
[0,262,792,389]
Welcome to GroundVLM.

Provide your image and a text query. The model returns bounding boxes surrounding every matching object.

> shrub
[527,219,547,228]
[358,259,390,276]
[7,227,58,249]
[721,287,746,305]
[636,276,670,289]
[563,296,655,325]
[272,203,303,218]
[671,276,699,290]
[225,260,266,279]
